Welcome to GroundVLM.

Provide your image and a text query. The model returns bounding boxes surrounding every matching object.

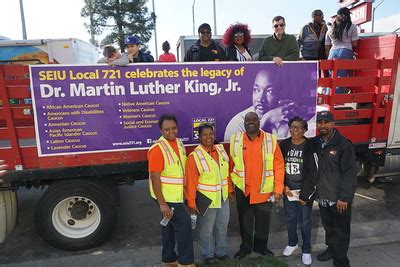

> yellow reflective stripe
[233,169,245,177]
[160,176,184,184]
[222,179,228,185]
[198,184,221,191]
[215,145,229,162]
[233,133,241,157]
[194,149,210,172]
[159,141,174,165]
[265,170,274,176]
[265,134,273,155]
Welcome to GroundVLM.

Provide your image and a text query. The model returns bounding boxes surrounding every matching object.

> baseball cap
[124,36,140,45]
[317,111,334,122]
[198,23,211,33]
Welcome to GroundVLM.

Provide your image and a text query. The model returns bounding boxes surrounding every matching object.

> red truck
[1,33,399,251]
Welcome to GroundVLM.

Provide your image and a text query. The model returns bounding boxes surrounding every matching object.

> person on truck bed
[325,7,359,94]
[158,41,177,62]
[299,111,357,267]
[258,15,299,66]
[147,114,194,267]
[184,23,226,62]
[297,10,328,60]
[112,36,154,66]
[97,45,121,65]
[222,23,253,61]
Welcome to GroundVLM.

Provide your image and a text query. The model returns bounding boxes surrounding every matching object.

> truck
[0,38,99,65]
[0,32,399,251]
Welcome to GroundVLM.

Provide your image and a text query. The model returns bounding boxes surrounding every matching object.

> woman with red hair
[222,23,253,61]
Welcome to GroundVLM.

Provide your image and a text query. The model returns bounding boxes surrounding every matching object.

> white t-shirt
[325,24,358,51]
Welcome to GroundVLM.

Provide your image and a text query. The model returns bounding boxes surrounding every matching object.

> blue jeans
[283,181,312,253]
[328,48,354,94]
[199,199,230,259]
[161,202,194,265]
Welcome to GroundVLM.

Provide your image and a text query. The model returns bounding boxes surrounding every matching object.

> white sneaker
[302,253,312,265]
[282,244,298,256]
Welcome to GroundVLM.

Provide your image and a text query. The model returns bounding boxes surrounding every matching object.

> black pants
[160,202,194,265]
[235,187,273,253]
[319,204,352,267]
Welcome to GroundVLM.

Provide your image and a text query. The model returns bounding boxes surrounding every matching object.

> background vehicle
[0,38,99,65]
[0,33,399,251]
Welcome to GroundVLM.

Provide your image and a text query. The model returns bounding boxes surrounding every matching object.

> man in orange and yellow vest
[147,114,194,267]
[231,112,285,259]
[185,123,234,265]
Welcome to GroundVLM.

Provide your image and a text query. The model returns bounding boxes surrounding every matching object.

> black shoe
[234,250,250,260]
[216,255,230,261]
[317,248,333,261]
[254,248,274,257]
[204,257,218,265]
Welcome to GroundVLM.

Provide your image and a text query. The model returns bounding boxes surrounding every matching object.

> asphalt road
[0,177,399,265]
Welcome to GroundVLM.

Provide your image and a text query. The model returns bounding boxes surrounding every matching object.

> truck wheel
[0,189,18,243]
[34,179,118,251]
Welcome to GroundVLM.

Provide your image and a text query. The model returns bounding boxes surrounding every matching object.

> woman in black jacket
[222,23,252,61]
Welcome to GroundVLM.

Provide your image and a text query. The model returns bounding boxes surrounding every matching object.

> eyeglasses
[273,23,285,28]
[200,30,211,34]
[234,32,244,38]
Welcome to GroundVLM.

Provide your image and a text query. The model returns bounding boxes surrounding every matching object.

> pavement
[1,178,400,266]
[3,217,400,267]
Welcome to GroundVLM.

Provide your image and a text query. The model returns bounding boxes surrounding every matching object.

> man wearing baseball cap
[299,111,357,267]
[184,23,226,62]
[113,35,154,66]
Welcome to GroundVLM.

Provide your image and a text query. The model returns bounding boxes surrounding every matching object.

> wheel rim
[52,196,101,239]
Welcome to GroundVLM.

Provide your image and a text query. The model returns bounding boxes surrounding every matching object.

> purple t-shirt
[325,24,358,51]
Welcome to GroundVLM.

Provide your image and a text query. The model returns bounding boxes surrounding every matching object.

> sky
[1,0,400,59]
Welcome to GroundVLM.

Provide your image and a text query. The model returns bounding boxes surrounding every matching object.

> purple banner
[30,62,318,156]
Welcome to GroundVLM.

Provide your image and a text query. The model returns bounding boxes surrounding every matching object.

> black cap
[198,23,211,33]
[317,111,334,122]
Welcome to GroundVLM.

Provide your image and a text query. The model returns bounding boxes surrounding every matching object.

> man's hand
[160,203,173,219]
[336,200,348,213]
[273,192,283,201]
[228,192,235,202]
[189,206,200,215]
[273,56,283,67]
[299,199,307,206]
[284,186,292,197]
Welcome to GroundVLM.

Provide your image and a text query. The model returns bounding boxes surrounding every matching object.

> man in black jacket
[299,111,357,267]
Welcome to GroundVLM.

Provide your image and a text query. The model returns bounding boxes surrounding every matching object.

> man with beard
[297,10,328,60]
[300,111,357,267]
[230,112,285,259]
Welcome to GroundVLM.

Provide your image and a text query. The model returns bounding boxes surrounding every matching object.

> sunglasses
[200,30,211,34]
[234,32,244,38]
[273,23,285,28]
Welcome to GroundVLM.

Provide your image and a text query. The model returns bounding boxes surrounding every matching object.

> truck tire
[0,192,7,243]
[34,179,118,251]
[0,189,18,243]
